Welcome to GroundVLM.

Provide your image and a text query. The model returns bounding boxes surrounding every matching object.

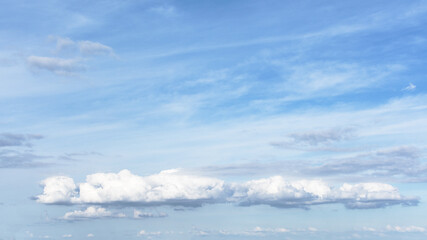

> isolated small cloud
[78,41,114,56]
[362,227,377,232]
[386,225,425,232]
[134,209,168,218]
[87,233,94,238]
[149,5,176,16]
[62,206,125,220]
[62,234,72,238]
[50,36,114,56]
[403,83,416,91]
[253,226,289,233]
[138,230,161,237]
[49,36,76,53]
[271,128,355,151]
[27,56,84,75]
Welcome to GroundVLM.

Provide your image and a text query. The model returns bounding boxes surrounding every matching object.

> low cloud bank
[36,169,418,209]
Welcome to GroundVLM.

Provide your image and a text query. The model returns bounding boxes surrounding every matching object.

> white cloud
[232,176,416,209]
[49,36,76,53]
[37,176,77,204]
[403,83,416,91]
[78,41,114,56]
[62,206,125,220]
[27,56,84,75]
[50,36,114,56]
[36,169,417,209]
[62,234,72,238]
[386,225,425,232]
[253,226,289,233]
[37,169,225,206]
[138,230,161,236]
[87,233,94,237]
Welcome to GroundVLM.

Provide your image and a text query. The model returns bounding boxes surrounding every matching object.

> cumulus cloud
[62,206,125,220]
[87,233,94,238]
[27,56,84,75]
[37,169,226,206]
[37,176,77,204]
[35,169,418,209]
[232,176,417,209]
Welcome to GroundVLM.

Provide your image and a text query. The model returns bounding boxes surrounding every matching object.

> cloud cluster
[63,206,125,220]
[36,169,418,209]
[386,225,425,233]
[363,225,426,233]
[232,176,416,209]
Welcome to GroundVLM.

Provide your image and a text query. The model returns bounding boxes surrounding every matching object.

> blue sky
[1,0,427,239]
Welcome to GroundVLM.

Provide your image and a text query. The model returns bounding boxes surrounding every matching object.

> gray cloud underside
[0,133,43,148]
[35,169,418,210]
[286,128,355,146]
[0,133,47,168]
[27,56,84,75]
[199,146,427,183]
[0,150,48,168]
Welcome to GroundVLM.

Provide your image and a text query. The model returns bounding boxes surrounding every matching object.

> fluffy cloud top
[232,176,416,209]
[36,169,418,209]
[37,169,225,206]
[62,206,125,220]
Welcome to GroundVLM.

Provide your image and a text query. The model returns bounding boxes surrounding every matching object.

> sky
[1,0,427,239]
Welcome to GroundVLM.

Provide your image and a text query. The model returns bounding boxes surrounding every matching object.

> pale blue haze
[1,0,427,240]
